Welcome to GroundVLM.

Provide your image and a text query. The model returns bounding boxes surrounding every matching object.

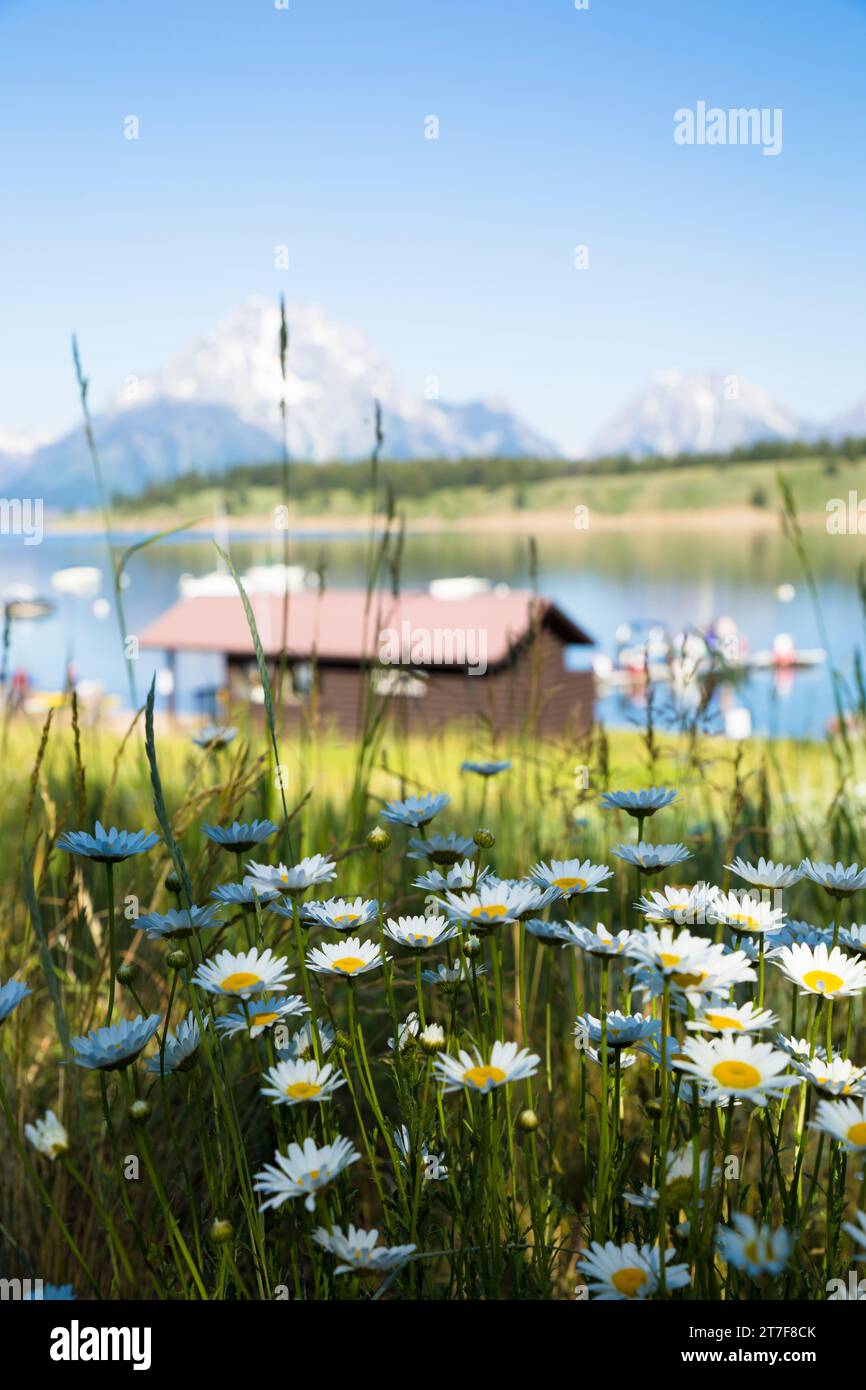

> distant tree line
[110,435,866,511]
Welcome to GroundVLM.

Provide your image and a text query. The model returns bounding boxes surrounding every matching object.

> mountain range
[1,299,864,508]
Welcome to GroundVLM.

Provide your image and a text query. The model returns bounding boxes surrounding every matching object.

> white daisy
[393,1125,448,1181]
[710,890,786,935]
[313,1224,416,1275]
[279,1019,335,1062]
[388,1012,420,1053]
[144,1010,207,1074]
[215,994,309,1039]
[412,860,492,893]
[528,858,613,898]
[633,939,756,1010]
[578,1240,690,1300]
[611,841,691,874]
[193,947,293,999]
[624,925,714,978]
[675,1035,800,1106]
[600,786,678,817]
[438,882,542,928]
[574,1011,657,1050]
[420,960,488,990]
[24,1110,69,1160]
[383,915,458,950]
[407,832,475,865]
[254,1135,359,1212]
[306,937,388,979]
[811,1097,866,1150]
[302,897,379,932]
[773,942,866,999]
[565,922,632,957]
[775,1034,826,1064]
[70,1014,162,1071]
[622,1148,718,1210]
[634,882,719,926]
[524,917,575,945]
[792,1055,866,1098]
[434,1039,540,1094]
[244,853,337,896]
[726,857,803,889]
[260,1058,345,1106]
[716,1214,791,1277]
[839,924,866,956]
[799,859,866,898]
[686,1002,777,1035]
[419,1022,446,1053]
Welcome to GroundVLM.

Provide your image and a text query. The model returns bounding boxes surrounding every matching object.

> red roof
[138,588,592,669]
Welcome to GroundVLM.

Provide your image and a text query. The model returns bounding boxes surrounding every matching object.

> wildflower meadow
[4,645,866,1316]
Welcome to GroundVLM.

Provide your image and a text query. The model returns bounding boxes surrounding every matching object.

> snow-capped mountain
[0,429,45,457]
[588,371,810,459]
[111,297,556,464]
[1,299,558,507]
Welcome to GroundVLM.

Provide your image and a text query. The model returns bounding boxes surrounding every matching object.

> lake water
[1,524,862,739]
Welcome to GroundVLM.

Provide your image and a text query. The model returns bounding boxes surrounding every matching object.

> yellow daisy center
[803,969,844,995]
[284,1081,322,1100]
[846,1122,866,1146]
[552,875,588,891]
[471,904,507,921]
[730,913,759,930]
[660,952,682,967]
[704,1013,743,1030]
[463,1064,507,1089]
[712,1060,762,1089]
[331,955,366,975]
[253,1012,279,1028]
[672,970,706,988]
[612,1266,647,1296]
[220,971,262,992]
[333,913,359,926]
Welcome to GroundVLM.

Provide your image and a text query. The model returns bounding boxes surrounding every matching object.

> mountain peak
[106,298,554,464]
[589,370,808,458]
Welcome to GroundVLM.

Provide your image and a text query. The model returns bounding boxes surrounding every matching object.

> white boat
[179,563,307,599]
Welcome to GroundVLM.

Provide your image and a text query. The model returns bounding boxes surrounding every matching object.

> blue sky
[1,0,864,452]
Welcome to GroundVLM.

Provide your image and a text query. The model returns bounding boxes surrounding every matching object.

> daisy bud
[367,826,391,853]
[463,934,482,959]
[474,828,495,848]
[165,872,182,894]
[333,1030,353,1053]
[210,1219,234,1245]
[518,1108,539,1133]
[166,949,189,971]
[115,962,137,986]
[128,1099,151,1126]
[419,1023,446,1054]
